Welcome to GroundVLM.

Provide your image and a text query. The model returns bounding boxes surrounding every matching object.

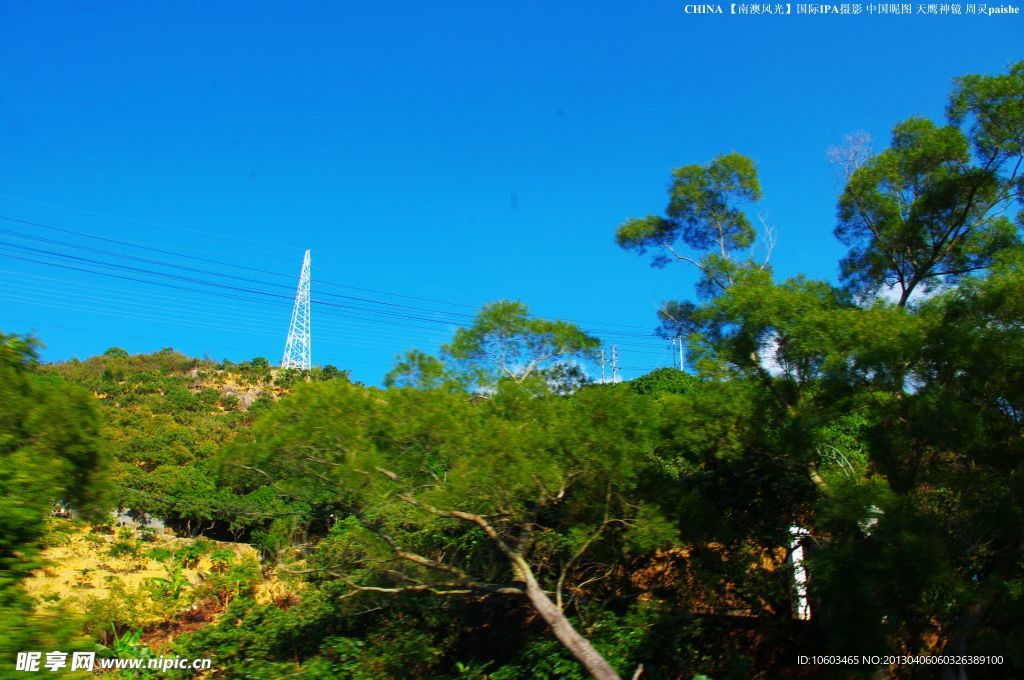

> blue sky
[0,2,1020,384]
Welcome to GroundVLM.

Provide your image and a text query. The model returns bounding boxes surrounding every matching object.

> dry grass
[26,520,265,629]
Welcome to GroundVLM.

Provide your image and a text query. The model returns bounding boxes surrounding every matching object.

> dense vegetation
[0,62,1021,678]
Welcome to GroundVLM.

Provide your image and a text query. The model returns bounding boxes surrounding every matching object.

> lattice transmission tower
[281,249,311,370]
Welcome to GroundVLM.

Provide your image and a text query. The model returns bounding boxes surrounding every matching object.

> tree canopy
[616,151,772,299]
[0,333,110,657]
[836,65,1023,305]
[4,60,1022,680]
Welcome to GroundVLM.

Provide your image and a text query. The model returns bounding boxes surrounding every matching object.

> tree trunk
[513,556,622,680]
[941,585,998,680]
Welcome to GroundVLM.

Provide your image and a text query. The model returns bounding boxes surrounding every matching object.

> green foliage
[172,537,213,568]
[274,367,304,388]
[386,301,603,398]
[491,635,589,680]
[79,587,139,643]
[617,152,769,298]
[219,393,241,411]
[233,357,273,384]
[0,332,111,659]
[42,348,273,537]
[626,367,696,396]
[836,61,1023,305]
[311,364,348,382]
[623,504,680,554]
[3,62,1020,680]
[489,604,739,680]
[386,301,602,394]
[195,552,261,606]
[174,593,380,676]
[444,300,600,388]
[222,374,669,676]
[145,565,190,610]
[94,626,157,679]
[947,61,1024,185]
[146,546,172,562]
[106,538,141,559]
[602,64,1024,676]
[385,349,462,390]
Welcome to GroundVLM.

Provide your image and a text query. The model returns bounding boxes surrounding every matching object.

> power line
[0,193,480,301]
[0,271,452,350]
[0,209,678,380]
[0,213,658,335]
[0,287,445,357]
[0,237,665,349]
[0,242,473,328]
[0,248,671,367]
[0,232,478,324]
[0,213,477,309]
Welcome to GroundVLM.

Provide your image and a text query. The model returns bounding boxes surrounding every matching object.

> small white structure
[789,525,811,620]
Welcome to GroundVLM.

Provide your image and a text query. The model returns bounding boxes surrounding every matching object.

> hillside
[40,349,348,543]
[25,517,286,654]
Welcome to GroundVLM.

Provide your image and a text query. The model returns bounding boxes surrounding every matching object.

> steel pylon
[281,249,311,370]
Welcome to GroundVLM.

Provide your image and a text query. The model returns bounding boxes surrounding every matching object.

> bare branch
[398,494,520,560]
[556,483,628,610]
[828,131,873,188]
[756,213,776,268]
[304,455,341,467]
[374,466,399,481]
[229,463,274,480]
[660,242,730,292]
[344,579,523,597]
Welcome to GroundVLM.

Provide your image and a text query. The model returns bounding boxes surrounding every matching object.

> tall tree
[835,61,1023,306]
[227,379,668,679]
[446,300,600,385]
[387,300,600,393]
[616,151,772,299]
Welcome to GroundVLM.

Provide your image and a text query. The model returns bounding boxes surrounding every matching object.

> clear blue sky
[1,2,1020,384]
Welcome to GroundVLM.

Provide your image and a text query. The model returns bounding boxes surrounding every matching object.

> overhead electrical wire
[0,213,659,336]
[0,210,679,376]
[0,237,660,341]
[0,259,458,346]
[0,270,454,351]
[0,238,667,348]
[0,287,441,359]
[1,269,667,359]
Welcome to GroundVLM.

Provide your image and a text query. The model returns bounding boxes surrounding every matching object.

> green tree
[384,349,463,391]
[836,62,1023,306]
[0,333,111,658]
[445,300,600,387]
[226,378,667,679]
[386,301,600,393]
[616,151,771,299]
[613,62,1024,677]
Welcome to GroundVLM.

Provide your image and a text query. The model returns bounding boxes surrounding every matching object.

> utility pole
[611,345,619,384]
[281,249,312,371]
[600,348,606,384]
[670,336,685,371]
